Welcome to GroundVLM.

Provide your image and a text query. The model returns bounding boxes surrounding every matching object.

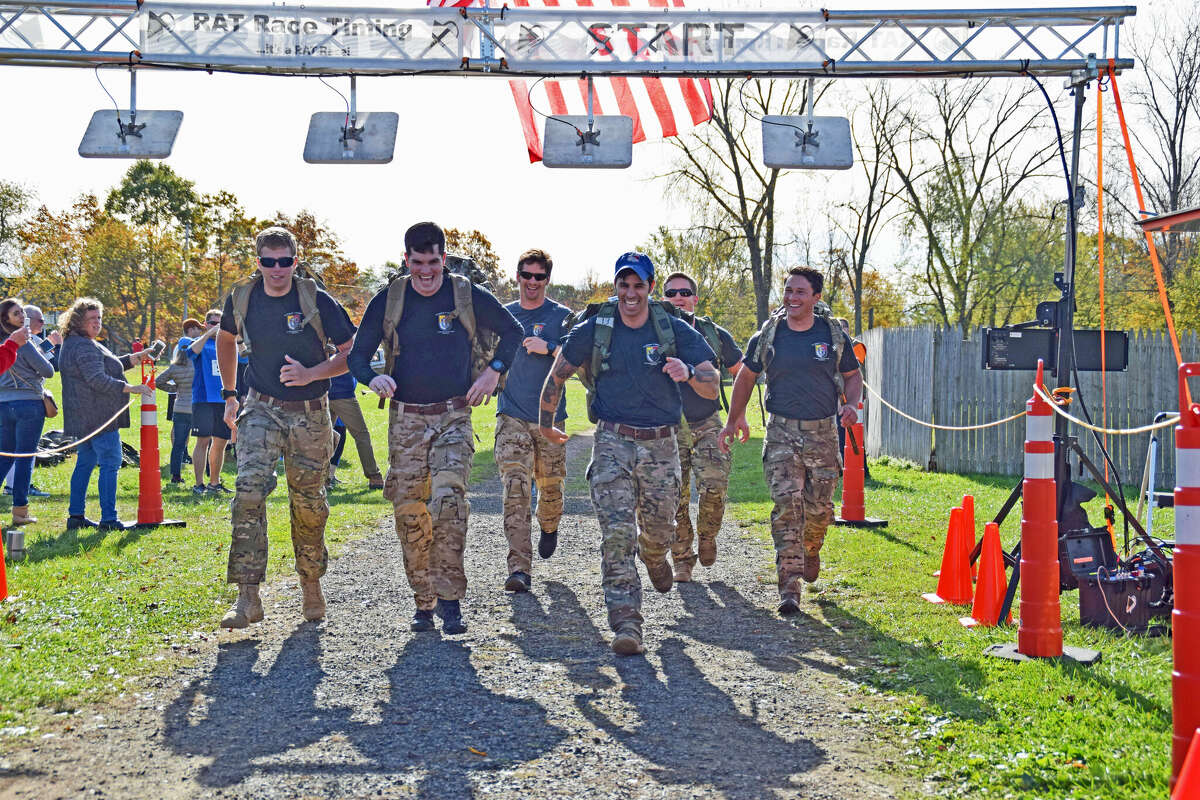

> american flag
[429,0,713,163]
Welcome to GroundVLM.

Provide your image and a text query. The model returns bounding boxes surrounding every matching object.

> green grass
[0,375,589,733]
[724,412,1173,800]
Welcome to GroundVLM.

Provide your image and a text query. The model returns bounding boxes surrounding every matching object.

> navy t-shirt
[220,283,355,401]
[680,322,742,423]
[497,299,572,424]
[743,316,859,420]
[347,278,522,404]
[561,313,716,428]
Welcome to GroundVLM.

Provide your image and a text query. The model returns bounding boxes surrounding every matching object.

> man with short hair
[720,267,862,616]
[540,253,719,655]
[217,225,356,628]
[183,309,232,495]
[493,249,572,593]
[660,271,743,581]
[348,221,523,635]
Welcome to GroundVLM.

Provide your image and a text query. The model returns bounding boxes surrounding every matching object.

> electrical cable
[316,76,350,126]
[1027,71,1130,543]
[94,65,125,138]
[524,76,585,137]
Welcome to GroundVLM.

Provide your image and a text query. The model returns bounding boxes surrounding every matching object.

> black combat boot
[436,599,467,635]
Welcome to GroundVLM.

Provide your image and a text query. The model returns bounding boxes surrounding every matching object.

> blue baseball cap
[614,251,654,283]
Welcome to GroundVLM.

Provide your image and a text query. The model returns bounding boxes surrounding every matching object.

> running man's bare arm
[539,353,580,444]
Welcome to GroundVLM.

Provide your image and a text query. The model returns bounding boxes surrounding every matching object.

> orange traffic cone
[1173,727,1200,798]
[962,495,978,580]
[961,523,1011,627]
[923,506,972,605]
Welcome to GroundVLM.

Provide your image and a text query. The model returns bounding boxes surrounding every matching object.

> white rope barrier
[1032,384,1180,435]
[861,379,1027,431]
[0,399,136,458]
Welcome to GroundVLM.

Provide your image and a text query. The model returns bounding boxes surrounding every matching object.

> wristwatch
[489,358,507,374]
[222,389,238,400]
[546,341,557,357]
[686,363,695,380]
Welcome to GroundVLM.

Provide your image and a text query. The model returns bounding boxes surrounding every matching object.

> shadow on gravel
[672,581,992,723]
[577,636,826,799]
[162,624,351,788]
[503,580,614,690]
[343,635,568,799]
[163,626,567,797]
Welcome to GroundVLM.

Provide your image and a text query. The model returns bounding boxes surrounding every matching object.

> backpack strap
[693,315,729,411]
[228,270,262,354]
[448,273,476,342]
[649,301,677,360]
[590,300,616,381]
[380,275,410,378]
[815,307,847,398]
[293,276,326,347]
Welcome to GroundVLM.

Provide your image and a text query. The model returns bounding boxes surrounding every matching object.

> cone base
[130,519,187,530]
[834,517,889,528]
[983,642,1102,665]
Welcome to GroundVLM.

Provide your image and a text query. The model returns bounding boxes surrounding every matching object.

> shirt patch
[643,343,663,365]
[284,312,304,334]
[532,322,546,337]
[813,342,830,361]
[436,312,455,334]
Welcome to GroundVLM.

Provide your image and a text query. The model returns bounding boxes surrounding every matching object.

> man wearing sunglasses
[348,221,522,636]
[660,272,743,582]
[493,249,572,594]
[215,226,357,629]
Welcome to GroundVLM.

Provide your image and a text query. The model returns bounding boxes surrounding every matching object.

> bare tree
[829,81,903,335]
[662,79,813,324]
[881,80,1061,335]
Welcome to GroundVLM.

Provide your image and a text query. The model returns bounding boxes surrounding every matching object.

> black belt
[771,414,836,431]
[597,420,677,441]
[247,388,327,413]
[392,396,469,415]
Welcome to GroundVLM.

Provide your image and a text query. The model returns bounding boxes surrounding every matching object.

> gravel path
[0,433,909,799]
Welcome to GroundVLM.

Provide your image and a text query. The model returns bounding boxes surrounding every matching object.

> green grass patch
[724,412,1172,799]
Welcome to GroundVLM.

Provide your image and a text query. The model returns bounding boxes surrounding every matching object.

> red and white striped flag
[429,0,713,162]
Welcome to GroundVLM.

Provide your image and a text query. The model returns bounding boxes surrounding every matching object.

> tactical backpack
[227,264,327,356]
[745,300,848,397]
[686,312,730,411]
[377,269,503,404]
[563,298,680,423]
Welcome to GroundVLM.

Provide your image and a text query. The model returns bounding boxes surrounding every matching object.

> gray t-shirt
[497,299,573,424]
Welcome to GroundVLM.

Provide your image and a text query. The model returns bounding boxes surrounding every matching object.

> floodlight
[78,110,183,159]
[542,115,634,169]
[303,112,399,164]
[761,115,853,170]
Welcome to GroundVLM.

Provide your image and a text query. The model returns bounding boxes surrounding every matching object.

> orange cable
[1107,60,1185,370]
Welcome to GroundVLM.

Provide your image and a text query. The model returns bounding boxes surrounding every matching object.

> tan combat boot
[11,506,36,526]
[802,552,821,584]
[220,584,264,628]
[673,559,693,583]
[698,536,718,567]
[301,579,326,621]
[611,620,644,655]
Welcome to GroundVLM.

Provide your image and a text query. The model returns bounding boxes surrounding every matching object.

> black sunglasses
[518,270,549,282]
[259,256,296,269]
[664,288,694,298]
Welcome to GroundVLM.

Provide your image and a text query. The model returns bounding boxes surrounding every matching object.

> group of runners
[215,221,862,655]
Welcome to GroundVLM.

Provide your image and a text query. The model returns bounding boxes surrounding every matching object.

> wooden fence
[860,326,1200,488]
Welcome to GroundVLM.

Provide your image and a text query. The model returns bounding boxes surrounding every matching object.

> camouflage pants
[494,413,567,574]
[227,396,335,584]
[587,427,681,630]
[673,412,732,567]
[384,405,474,611]
[763,414,841,595]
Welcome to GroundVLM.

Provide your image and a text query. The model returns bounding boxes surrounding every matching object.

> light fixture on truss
[542,77,634,169]
[303,76,398,164]
[761,77,852,170]
[78,67,183,159]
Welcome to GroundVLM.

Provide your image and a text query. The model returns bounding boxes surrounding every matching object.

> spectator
[326,371,383,490]
[1,304,61,499]
[0,299,52,525]
[57,297,152,530]
[180,309,232,496]
[157,318,203,484]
